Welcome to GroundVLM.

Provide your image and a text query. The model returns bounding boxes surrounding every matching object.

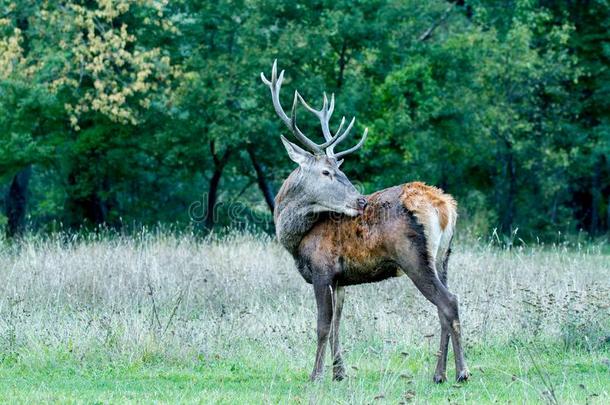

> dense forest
[1,0,609,240]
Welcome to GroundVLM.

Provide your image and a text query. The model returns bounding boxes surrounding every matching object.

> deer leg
[310,277,335,381]
[433,311,451,383]
[448,308,469,382]
[330,286,346,381]
[434,256,451,383]
[408,270,469,383]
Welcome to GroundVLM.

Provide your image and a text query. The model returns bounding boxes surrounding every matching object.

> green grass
[0,232,608,403]
[1,342,608,403]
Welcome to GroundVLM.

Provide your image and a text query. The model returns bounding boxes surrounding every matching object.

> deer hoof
[433,373,447,384]
[456,369,470,382]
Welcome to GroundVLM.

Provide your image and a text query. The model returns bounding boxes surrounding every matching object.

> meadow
[0,231,608,404]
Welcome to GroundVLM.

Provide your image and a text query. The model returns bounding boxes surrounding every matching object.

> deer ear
[336,159,344,167]
[280,135,313,166]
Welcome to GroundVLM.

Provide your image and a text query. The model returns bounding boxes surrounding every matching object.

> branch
[247,147,275,212]
[209,140,232,168]
[418,3,456,42]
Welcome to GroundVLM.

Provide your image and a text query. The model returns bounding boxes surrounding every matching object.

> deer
[261,61,470,383]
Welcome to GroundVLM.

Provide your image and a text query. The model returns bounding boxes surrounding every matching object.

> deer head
[261,60,368,216]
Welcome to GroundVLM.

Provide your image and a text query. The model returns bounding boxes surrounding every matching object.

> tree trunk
[590,156,602,235]
[336,41,348,89]
[66,172,108,228]
[5,166,32,238]
[204,142,231,230]
[501,140,516,233]
[247,147,275,213]
[606,194,610,236]
[204,167,223,230]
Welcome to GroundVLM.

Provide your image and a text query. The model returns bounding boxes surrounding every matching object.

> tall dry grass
[0,231,608,368]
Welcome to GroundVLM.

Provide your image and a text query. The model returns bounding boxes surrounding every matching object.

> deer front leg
[330,286,346,381]
[310,277,335,382]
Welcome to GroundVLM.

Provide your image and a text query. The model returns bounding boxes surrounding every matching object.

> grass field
[0,231,608,403]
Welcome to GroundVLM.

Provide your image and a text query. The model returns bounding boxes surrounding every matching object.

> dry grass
[0,231,608,402]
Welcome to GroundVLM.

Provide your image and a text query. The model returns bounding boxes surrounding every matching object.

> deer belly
[338,260,403,286]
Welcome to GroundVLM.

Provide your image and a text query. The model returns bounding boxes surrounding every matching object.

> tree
[42,0,178,228]
[0,0,59,237]
[365,3,579,237]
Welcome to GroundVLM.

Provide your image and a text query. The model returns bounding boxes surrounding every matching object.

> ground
[0,232,608,403]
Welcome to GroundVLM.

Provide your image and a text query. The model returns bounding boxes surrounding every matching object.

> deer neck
[275,200,320,255]
[274,170,320,255]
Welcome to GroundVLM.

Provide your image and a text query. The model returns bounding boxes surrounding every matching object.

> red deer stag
[261,61,469,383]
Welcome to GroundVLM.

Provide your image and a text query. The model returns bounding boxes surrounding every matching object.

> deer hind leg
[310,276,336,381]
[414,270,468,382]
[436,241,468,382]
[330,286,346,381]
[434,308,451,383]
[433,248,451,383]
[398,248,469,383]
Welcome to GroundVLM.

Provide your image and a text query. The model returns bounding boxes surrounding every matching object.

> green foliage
[1,0,609,239]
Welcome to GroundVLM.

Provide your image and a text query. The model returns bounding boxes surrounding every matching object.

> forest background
[1,0,609,241]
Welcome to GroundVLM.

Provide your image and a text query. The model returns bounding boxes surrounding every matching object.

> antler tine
[326,117,355,156]
[290,91,299,132]
[261,60,322,154]
[325,93,336,141]
[334,116,346,138]
[293,91,337,147]
[333,127,369,159]
[296,92,340,145]
[261,60,368,157]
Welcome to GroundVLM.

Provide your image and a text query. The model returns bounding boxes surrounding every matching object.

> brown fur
[297,182,455,286]
[400,182,457,231]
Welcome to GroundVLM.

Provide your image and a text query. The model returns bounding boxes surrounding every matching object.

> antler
[261,60,368,159]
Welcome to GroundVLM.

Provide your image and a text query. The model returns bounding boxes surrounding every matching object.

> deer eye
[322,170,331,177]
